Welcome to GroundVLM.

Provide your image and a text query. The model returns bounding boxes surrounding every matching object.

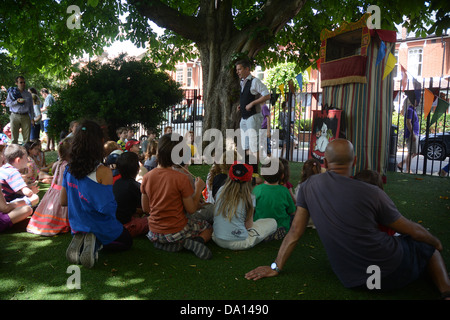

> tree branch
[260,0,307,35]
[128,0,204,42]
[233,0,307,58]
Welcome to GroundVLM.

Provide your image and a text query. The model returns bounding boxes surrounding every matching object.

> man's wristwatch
[271,262,281,273]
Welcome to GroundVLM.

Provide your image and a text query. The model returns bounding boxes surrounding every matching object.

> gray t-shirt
[296,171,403,288]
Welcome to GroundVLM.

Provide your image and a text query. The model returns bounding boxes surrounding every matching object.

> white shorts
[240,113,263,153]
[212,218,277,250]
[406,135,419,154]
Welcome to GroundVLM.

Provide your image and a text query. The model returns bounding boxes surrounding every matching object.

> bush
[48,55,183,139]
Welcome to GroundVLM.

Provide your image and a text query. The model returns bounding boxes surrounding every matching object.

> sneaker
[66,233,85,264]
[183,238,212,260]
[80,233,97,268]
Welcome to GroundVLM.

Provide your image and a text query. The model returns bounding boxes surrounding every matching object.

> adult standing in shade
[5,76,34,144]
[235,59,270,175]
[40,88,55,151]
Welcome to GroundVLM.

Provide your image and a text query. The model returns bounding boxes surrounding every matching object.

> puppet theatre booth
[312,13,397,176]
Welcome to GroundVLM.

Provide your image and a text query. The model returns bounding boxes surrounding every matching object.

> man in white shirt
[235,60,270,176]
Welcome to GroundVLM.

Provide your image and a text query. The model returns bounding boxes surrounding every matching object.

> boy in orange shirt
[141,133,212,259]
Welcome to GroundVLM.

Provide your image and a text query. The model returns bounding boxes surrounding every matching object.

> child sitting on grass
[279,158,295,204]
[23,140,53,184]
[20,141,40,188]
[113,152,148,238]
[125,138,147,183]
[116,127,127,152]
[354,169,396,236]
[0,145,35,233]
[205,152,235,204]
[28,140,53,176]
[0,144,39,206]
[212,161,276,250]
[143,140,158,172]
[141,133,213,259]
[27,137,72,236]
[294,158,323,229]
[252,159,296,241]
[61,120,132,269]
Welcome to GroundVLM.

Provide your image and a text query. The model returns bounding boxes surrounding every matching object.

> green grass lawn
[0,155,449,302]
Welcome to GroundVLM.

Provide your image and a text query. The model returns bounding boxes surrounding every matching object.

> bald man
[246,139,450,298]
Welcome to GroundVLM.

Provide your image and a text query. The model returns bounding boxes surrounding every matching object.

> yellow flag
[306,66,312,79]
[278,84,285,97]
[382,52,397,80]
[423,88,434,119]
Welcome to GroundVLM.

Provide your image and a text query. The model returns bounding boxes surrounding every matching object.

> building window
[176,68,184,85]
[393,50,399,78]
[408,48,423,78]
[187,67,193,87]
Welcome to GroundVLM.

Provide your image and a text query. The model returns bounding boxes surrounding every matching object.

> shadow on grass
[0,168,448,301]
[0,225,441,300]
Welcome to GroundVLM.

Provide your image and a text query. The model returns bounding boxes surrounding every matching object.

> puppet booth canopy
[316,13,397,176]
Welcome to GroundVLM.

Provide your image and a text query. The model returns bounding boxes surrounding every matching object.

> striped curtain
[322,41,395,175]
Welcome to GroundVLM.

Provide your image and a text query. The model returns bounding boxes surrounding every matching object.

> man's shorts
[42,119,50,133]
[406,135,419,154]
[0,212,13,233]
[380,235,435,291]
[239,113,263,153]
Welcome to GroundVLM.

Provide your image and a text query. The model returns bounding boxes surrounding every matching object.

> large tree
[1,0,448,133]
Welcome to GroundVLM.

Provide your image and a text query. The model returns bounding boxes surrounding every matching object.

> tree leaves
[48,55,183,138]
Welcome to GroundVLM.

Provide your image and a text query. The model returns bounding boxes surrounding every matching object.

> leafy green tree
[48,55,183,139]
[1,0,448,134]
[263,62,309,135]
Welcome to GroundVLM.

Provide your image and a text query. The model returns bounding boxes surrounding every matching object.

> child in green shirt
[252,160,296,240]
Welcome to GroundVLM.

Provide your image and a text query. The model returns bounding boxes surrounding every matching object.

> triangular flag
[400,65,407,90]
[430,98,450,126]
[278,84,285,97]
[376,40,386,66]
[382,52,397,80]
[423,88,434,119]
[413,77,422,105]
[306,66,312,78]
[296,74,303,92]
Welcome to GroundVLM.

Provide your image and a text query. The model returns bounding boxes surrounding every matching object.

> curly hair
[68,120,105,179]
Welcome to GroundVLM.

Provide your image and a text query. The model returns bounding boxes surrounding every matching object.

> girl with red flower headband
[212,161,277,250]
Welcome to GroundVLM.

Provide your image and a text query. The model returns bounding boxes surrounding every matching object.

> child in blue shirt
[61,120,132,268]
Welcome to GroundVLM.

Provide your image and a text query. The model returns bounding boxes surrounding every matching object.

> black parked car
[419,132,450,161]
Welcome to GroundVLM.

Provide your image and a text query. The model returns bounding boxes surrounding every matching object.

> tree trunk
[198,43,240,136]
[129,0,307,135]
